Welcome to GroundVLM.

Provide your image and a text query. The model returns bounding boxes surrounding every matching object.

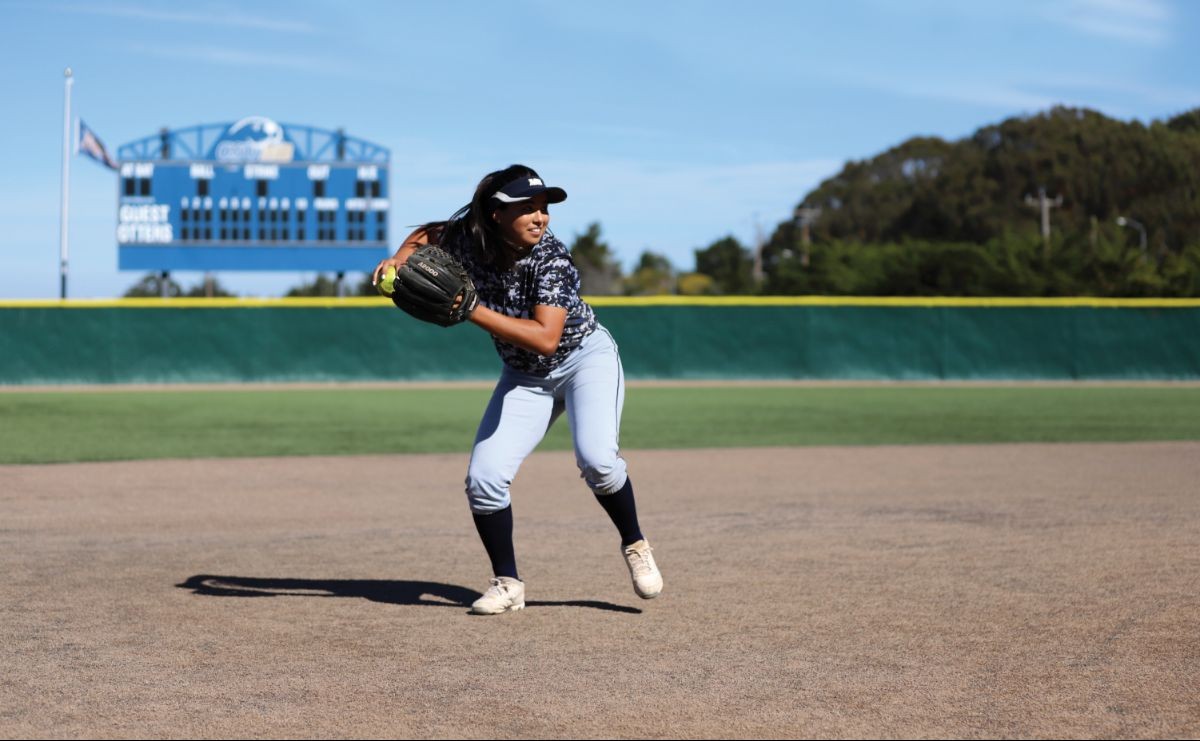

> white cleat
[470,576,525,615]
[622,539,663,599]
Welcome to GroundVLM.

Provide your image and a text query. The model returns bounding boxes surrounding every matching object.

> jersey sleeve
[534,252,581,309]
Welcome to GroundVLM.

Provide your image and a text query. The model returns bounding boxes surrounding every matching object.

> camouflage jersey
[443,231,597,376]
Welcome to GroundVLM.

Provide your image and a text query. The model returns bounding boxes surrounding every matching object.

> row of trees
[566,220,1200,298]
[567,223,755,296]
[124,271,373,298]
[122,222,751,298]
[126,105,1200,298]
[124,217,1200,299]
[124,273,235,298]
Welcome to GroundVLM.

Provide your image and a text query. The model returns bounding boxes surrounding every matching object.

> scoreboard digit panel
[116,120,390,272]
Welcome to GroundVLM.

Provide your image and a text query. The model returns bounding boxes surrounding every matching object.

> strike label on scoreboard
[115,117,391,272]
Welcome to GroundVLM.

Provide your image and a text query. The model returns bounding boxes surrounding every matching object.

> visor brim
[492,186,568,205]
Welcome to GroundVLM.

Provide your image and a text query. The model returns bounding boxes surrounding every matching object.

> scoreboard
[115,118,391,272]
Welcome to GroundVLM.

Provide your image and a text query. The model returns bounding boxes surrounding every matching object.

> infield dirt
[3,443,1198,738]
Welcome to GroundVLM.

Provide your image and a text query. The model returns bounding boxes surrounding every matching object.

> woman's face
[493,194,550,250]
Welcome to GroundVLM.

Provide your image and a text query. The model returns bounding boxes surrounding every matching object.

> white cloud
[125,43,352,75]
[891,82,1064,113]
[1043,0,1172,45]
[53,2,318,33]
[1039,75,1200,112]
[834,70,1074,116]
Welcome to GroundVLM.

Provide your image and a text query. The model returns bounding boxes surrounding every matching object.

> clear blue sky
[1,0,1197,298]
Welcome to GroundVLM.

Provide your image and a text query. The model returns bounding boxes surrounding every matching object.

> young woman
[372,164,662,615]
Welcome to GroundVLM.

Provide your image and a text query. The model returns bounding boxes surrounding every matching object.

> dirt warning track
[2,443,1198,738]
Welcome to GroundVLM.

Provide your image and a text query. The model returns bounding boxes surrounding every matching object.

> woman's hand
[372,253,410,287]
[373,225,440,286]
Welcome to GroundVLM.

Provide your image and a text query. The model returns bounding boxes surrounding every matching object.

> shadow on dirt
[177,574,642,613]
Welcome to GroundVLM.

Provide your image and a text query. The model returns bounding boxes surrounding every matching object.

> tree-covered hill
[798,106,1200,248]
[756,106,1200,296]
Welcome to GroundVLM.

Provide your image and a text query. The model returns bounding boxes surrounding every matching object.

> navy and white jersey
[443,231,597,376]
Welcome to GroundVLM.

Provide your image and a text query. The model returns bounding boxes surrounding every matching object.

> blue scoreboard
[115,117,390,272]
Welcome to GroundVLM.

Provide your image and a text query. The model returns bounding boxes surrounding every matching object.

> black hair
[423,164,545,272]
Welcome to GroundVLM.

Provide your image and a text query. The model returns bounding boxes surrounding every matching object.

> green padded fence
[1,297,1198,384]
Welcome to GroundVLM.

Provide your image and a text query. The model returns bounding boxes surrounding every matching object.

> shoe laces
[486,577,518,597]
[625,544,654,577]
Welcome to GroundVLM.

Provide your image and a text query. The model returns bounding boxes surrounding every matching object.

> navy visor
[491,176,567,204]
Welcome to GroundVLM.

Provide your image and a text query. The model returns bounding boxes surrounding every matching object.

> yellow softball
[377,265,397,296]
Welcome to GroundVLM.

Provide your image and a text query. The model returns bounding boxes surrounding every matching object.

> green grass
[1,385,1199,464]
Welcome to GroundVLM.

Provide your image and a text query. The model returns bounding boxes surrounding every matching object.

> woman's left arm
[468,304,567,357]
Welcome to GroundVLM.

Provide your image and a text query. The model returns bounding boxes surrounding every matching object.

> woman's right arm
[371,225,442,286]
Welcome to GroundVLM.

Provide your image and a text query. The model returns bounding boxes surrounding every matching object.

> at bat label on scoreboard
[116,118,390,272]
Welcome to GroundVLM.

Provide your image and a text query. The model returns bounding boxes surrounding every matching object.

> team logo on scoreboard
[211,116,296,163]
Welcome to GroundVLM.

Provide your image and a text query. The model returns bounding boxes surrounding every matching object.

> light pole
[751,213,765,285]
[1115,216,1147,254]
[1024,187,1063,255]
[793,205,821,267]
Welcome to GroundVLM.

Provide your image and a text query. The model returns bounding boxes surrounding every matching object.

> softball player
[373,164,662,614]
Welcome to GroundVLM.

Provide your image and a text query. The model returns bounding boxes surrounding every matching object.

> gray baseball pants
[465,326,627,513]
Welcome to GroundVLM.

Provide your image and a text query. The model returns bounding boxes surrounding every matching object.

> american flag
[77,119,118,170]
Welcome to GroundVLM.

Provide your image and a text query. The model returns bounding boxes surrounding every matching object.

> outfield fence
[2,297,1199,384]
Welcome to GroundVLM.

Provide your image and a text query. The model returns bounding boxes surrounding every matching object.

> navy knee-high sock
[472,505,519,580]
[594,477,644,547]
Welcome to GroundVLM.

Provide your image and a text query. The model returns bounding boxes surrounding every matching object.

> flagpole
[59,67,73,300]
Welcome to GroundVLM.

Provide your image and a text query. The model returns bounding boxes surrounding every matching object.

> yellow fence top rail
[2,296,1200,309]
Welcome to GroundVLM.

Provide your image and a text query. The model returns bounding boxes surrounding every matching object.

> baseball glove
[388,244,479,327]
